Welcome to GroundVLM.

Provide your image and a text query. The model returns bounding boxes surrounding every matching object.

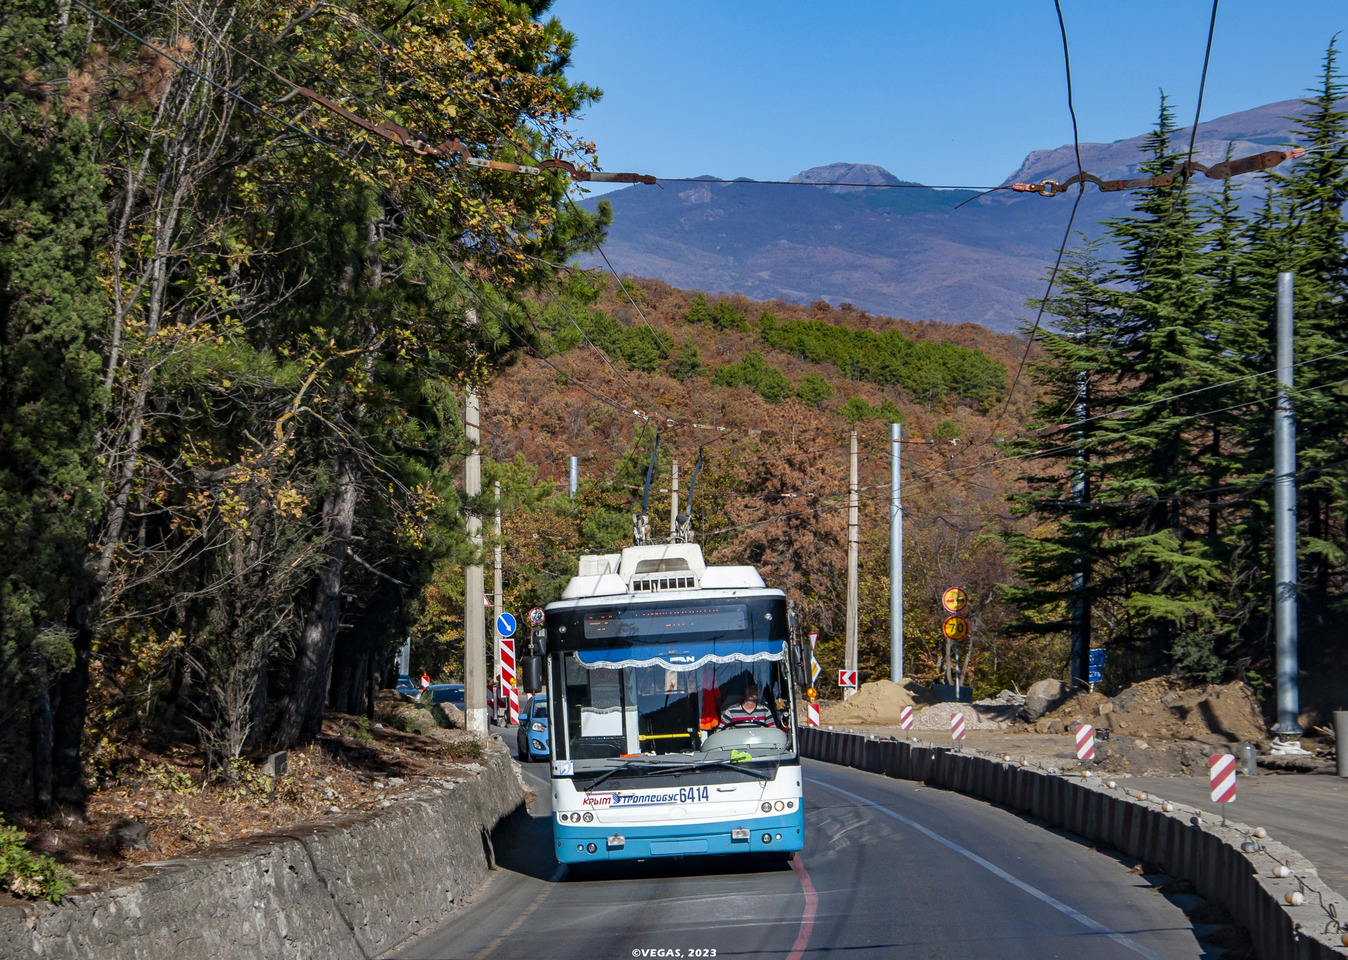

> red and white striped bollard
[1075,723,1096,761]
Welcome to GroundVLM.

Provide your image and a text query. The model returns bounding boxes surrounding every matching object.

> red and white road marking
[951,712,966,740]
[1210,754,1236,803]
[786,855,818,960]
[1075,723,1096,761]
[900,705,913,730]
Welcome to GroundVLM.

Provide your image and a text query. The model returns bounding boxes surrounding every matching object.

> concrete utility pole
[670,460,679,538]
[1070,368,1091,688]
[493,480,503,727]
[569,456,578,499]
[1273,272,1301,736]
[845,429,859,699]
[890,423,903,681]
[464,310,487,737]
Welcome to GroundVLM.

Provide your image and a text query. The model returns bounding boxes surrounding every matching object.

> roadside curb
[0,738,525,960]
[800,725,1348,960]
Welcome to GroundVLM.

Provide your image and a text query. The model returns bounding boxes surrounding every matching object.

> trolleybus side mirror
[522,655,544,693]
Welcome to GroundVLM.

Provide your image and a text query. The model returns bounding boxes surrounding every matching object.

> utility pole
[464,310,487,737]
[1070,367,1091,689]
[493,479,503,727]
[845,429,859,700]
[569,456,578,499]
[890,423,903,681]
[670,460,679,538]
[1273,272,1301,736]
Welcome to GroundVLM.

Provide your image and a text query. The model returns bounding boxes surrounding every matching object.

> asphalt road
[389,743,1217,960]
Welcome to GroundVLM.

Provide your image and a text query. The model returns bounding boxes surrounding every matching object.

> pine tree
[1258,43,1348,635]
[0,8,107,811]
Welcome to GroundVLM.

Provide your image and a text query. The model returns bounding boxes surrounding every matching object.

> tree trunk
[29,665,53,814]
[273,458,358,748]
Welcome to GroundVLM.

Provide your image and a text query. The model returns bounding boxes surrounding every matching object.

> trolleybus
[534,542,804,866]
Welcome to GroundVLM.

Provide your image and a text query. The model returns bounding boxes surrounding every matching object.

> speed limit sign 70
[942,616,969,641]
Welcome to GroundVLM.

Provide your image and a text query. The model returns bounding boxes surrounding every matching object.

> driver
[720,680,772,726]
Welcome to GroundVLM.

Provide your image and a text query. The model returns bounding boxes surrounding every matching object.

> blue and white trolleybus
[538,542,804,865]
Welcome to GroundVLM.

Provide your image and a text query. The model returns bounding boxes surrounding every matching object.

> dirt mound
[818,679,941,726]
[1027,678,1267,744]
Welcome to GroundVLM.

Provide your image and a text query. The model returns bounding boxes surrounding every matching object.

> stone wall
[0,738,523,960]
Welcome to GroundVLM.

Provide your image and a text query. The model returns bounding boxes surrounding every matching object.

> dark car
[424,683,465,708]
[394,674,418,697]
[516,694,549,762]
[422,683,499,724]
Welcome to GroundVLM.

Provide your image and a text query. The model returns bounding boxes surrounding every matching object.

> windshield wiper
[691,759,771,780]
[584,757,769,790]
[585,759,696,790]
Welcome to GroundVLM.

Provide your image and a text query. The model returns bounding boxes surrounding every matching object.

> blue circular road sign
[496,612,517,638]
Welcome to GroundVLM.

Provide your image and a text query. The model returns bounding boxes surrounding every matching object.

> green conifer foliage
[0,9,107,809]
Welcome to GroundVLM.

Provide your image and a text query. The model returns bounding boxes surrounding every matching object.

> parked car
[422,683,498,724]
[516,694,549,762]
[424,683,465,708]
[394,674,418,697]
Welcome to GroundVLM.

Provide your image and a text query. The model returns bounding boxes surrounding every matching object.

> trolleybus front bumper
[554,810,803,863]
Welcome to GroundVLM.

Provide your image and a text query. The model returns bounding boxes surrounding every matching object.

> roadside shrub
[0,821,73,902]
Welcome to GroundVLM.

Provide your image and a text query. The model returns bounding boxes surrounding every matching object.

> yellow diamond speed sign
[942,615,969,641]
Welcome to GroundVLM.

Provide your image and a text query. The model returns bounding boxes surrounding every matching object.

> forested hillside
[0,0,607,823]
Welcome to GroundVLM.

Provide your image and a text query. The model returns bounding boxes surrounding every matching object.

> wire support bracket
[1010,147,1305,197]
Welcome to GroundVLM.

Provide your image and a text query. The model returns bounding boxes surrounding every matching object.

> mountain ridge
[576,97,1339,332]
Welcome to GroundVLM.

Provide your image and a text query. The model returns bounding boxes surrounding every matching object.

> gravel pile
[911,700,1022,731]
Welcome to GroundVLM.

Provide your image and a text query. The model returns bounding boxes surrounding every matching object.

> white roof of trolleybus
[551,543,777,604]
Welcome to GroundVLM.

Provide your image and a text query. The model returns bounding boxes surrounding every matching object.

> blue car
[516,694,549,762]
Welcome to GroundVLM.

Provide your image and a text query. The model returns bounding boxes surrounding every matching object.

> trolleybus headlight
[787,801,794,810]
[774,801,784,811]
[583,812,594,823]
[586,843,597,854]
[762,833,772,844]
[775,833,782,841]
[572,812,582,822]
[761,802,772,813]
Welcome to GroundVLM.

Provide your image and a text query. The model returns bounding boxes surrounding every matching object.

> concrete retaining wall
[800,726,1348,960]
[0,738,524,960]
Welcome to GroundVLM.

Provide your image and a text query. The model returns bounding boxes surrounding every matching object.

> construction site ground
[815,677,1348,902]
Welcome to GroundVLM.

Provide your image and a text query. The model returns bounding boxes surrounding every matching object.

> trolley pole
[845,429,859,699]
[670,460,679,538]
[1272,272,1301,736]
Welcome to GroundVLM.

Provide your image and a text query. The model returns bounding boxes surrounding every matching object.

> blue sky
[549,1,1348,193]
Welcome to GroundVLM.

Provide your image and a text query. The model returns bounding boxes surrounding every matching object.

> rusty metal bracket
[1011,148,1306,197]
